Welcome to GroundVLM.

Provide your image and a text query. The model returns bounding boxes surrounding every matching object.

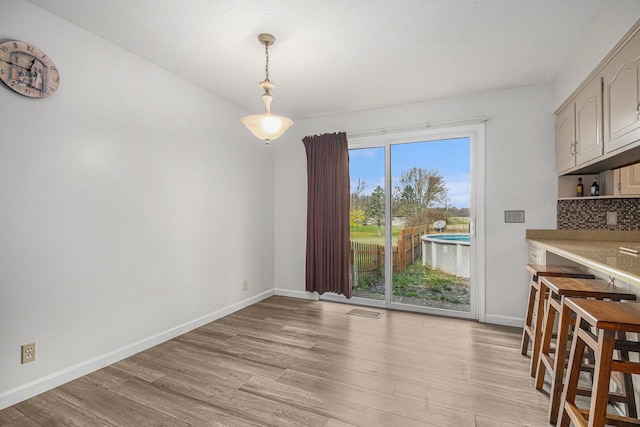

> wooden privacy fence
[350,223,470,279]
[350,241,388,286]
[395,225,429,273]
[351,241,384,273]
[350,237,413,282]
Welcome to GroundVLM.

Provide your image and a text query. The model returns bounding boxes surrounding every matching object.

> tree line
[351,167,468,235]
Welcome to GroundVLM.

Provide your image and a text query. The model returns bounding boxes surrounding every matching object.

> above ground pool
[421,234,470,278]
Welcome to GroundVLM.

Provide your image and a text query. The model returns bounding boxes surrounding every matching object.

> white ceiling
[26,0,607,120]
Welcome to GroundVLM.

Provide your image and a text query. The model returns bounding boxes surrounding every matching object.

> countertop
[526,230,640,288]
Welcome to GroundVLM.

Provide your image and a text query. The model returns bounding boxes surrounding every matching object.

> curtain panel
[302,132,351,298]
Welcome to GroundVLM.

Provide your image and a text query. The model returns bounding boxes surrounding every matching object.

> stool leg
[521,276,538,356]
[548,298,572,425]
[560,316,588,427]
[535,291,556,389]
[615,330,637,418]
[588,328,616,427]
[530,282,548,377]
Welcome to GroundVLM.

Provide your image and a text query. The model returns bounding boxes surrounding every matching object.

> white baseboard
[274,288,319,300]
[483,313,524,328]
[0,289,274,410]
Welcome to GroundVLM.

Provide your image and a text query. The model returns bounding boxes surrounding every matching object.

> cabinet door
[575,77,603,166]
[528,246,545,266]
[603,30,640,153]
[557,103,576,173]
[619,163,640,195]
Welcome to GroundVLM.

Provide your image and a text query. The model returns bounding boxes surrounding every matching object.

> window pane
[349,147,385,300]
[390,138,471,312]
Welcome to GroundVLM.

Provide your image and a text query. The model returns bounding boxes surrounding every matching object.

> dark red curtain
[302,132,351,298]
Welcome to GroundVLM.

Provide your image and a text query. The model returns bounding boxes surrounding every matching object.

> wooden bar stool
[559,298,640,427]
[521,264,594,377]
[535,276,637,424]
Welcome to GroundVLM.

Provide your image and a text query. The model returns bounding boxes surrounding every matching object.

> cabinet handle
[569,142,575,155]
[637,102,640,117]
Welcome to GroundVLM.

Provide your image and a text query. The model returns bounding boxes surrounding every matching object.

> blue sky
[349,137,470,208]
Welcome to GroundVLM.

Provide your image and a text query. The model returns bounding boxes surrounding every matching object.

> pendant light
[241,33,293,146]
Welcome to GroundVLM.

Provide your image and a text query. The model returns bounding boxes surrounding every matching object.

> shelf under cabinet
[558,195,640,201]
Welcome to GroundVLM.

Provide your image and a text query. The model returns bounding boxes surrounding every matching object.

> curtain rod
[346,116,490,138]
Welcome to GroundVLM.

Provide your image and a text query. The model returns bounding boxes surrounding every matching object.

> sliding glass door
[389,138,471,313]
[349,146,386,301]
[328,124,484,320]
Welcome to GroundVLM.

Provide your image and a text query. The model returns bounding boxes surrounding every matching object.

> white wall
[554,0,640,109]
[0,1,275,408]
[273,84,558,325]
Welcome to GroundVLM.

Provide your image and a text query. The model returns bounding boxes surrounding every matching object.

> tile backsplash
[557,198,640,230]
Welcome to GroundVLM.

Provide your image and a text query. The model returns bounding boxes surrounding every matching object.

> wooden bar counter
[526,230,640,288]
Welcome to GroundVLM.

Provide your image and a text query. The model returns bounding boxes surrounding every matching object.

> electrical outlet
[606,212,617,226]
[243,280,248,291]
[21,342,36,364]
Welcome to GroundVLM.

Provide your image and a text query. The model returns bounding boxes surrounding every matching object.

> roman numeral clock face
[0,40,60,98]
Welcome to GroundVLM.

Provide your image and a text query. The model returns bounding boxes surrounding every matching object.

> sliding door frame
[322,122,485,321]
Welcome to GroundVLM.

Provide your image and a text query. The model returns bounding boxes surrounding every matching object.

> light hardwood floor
[0,296,552,426]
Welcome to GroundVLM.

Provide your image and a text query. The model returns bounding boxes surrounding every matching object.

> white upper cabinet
[557,103,576,173]
[614,162,640,195]
[557,77,603,174]
[557,24,640,176]
[603,29,640,154]
[575,77,604,166]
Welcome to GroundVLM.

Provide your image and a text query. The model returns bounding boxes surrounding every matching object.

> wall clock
[0,40,60,98]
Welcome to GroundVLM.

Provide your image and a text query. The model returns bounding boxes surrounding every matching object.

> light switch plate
[606,212,617,226]
[505,210,525,223]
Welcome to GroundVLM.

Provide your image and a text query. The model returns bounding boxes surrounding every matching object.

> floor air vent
[347,309,382,318]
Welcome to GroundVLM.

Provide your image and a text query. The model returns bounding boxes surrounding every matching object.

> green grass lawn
[350,218,470,245]
[349,225,402,245]
[350,220,471,309]
[447,217,470,225]
[352,263,470,308]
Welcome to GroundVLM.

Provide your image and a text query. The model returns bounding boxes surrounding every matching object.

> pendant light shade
[241,33,293,146]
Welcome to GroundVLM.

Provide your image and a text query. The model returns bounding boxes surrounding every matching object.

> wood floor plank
[53,378,191,427]
[234,342,398,394]
[475,414,534,427]
[405,381,550,426]
[394,372,549,410]
[0,408,23,425]
[240,375,433,427]
[276,369,477,427]
[131,346,254,390]
[0,418,40,427]
[112,378,266,427]
[324,419,358,427]
[358,358,472,383]
[152,371,328,427]
[84,365,133,390]
[11,390,117,427]
[0,296,552,427]
[157,339,287,380]
[108,356,168,383]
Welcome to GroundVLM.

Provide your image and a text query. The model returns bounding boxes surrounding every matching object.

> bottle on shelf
[590,177,599,196]
[576,178,584,197]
